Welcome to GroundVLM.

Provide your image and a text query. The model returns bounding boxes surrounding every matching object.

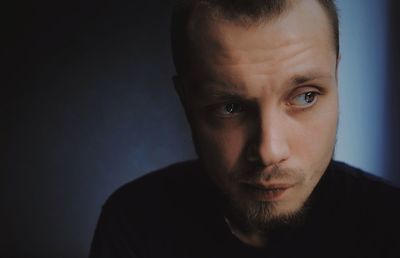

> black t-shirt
[89,160,400,258]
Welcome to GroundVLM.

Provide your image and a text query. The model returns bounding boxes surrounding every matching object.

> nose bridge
[254,105,290,166]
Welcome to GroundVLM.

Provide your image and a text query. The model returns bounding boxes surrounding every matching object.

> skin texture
[175,0,339,246]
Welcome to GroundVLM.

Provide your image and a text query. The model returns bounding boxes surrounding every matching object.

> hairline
[171,0,340,76]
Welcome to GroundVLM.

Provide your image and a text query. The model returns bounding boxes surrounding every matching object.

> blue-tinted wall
[335,0,389,179]
[2,0,399,257]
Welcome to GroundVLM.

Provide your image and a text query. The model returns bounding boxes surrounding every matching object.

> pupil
[305,92,315,103]
[226,104,235,113]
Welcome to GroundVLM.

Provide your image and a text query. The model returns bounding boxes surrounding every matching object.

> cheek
[193,121,248,173]
[311,95,338,153]
[302,110,337,150]
[291,95,338,177]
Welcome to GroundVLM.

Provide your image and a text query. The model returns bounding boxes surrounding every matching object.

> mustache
[229,164,299,183]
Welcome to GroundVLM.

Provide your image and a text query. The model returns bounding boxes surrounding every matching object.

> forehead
[184,0,336,79]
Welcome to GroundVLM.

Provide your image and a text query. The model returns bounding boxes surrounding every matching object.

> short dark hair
[170,0,339,74]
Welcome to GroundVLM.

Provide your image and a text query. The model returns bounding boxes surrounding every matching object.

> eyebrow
[197,79,247,100]
[196,71,334,100]
[289,72,333,86]
[208,90,247,101]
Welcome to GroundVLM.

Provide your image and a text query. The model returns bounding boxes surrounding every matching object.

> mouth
[240,182,294,201]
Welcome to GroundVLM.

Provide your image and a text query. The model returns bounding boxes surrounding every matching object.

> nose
[246,110,290,167]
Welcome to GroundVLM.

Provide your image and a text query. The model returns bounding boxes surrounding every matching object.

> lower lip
[242,185,291,201]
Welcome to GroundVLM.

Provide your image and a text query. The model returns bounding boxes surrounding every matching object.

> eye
[291,92,318,107]
[214,103,245,117]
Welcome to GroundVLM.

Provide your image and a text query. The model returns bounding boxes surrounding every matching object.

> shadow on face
[174,0,339,227]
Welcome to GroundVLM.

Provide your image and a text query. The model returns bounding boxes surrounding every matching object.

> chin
[226,192,311,233]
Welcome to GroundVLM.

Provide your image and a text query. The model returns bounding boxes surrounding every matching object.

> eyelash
[208,88,322,118]
[209,102,247,118]
[288,91,320,108]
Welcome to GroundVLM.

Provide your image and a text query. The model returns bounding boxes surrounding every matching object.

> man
[90,0,400,257]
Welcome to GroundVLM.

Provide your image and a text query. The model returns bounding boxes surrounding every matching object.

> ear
[172,75,190,113]
[173,75,196,129]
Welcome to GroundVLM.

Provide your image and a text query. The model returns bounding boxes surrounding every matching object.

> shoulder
[326,160,400,199]
[325,160,400,211]
[310,161,400,256]
[102,160,203,211]
[325,161,400,246]
[90,161,207,257]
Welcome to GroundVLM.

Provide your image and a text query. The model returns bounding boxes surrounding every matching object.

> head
[171,0,340,231]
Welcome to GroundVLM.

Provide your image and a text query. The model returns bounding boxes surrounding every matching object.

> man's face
[178,0,338,229]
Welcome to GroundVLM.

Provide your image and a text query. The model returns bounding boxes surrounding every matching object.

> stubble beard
[224,188,311,234]
[190,124,338,235]
[222,150,337,234]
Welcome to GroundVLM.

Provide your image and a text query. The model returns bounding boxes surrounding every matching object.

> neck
[224,217,268,248]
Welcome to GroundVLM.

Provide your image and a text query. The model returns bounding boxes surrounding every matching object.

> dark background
[388,0,400,186]
[2,0,400,257]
